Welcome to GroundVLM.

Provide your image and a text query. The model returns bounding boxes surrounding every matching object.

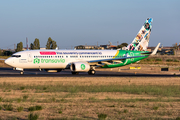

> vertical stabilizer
[127,18,153,51]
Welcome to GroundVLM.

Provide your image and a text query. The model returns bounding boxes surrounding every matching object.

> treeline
[117,43,128,49]
[16,37,57,52]
[0,49,13,56]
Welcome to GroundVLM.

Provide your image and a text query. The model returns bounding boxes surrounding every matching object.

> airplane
[3,18,160,75]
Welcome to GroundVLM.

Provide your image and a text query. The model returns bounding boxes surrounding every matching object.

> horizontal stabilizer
[141,52,152,55]
[151,43,161,56]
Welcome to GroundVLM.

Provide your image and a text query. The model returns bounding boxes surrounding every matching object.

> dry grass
[0,60,10,68]
[0,77,180,119]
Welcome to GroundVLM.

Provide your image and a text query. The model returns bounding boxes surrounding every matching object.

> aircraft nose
[5,58,11,66]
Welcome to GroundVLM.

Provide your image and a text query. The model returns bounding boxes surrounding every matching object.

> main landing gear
[88,66,96,75]
[88,70,96,75]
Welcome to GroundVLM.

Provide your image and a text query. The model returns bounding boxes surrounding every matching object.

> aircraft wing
[88,55,146,63]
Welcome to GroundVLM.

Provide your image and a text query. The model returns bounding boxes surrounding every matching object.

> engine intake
[70,62,90,72]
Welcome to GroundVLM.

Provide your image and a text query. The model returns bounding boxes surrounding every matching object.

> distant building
[148,46,174,55]
[100,45,117,50]
[40,48,46,50]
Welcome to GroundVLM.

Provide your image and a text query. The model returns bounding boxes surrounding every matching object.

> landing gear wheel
[72,72,79,75]
[88,70,95,75]
[20,71,24,75]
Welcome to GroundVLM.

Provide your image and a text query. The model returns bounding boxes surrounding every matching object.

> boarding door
[28,53,32,62]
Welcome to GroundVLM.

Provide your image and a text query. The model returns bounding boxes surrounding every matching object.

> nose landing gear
[20,71,24,75]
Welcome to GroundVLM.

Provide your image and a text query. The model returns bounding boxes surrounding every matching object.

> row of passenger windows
[34,55,125,58]
[34,56,64,58]
[79,56,125,58]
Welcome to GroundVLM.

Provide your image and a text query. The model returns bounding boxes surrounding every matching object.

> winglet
[150,43,160,56]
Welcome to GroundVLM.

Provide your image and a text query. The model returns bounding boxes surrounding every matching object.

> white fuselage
[5,50,119,69]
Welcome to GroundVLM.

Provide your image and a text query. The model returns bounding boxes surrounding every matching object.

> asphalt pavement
[0,67,179,77]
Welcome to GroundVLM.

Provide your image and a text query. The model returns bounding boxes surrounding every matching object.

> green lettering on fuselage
[34,58,65,64]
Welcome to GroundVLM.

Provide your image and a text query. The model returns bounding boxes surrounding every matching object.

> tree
[46,37,52,49]
[51,40,57,49]
[117,44,124,49]
[46,37,57,49]
[30,43,34,50]
[16,42,23,52]
[117,42,128,49]
[121,43,128,47]
[0,49,2,56]
[3,51,12,56]
[33,38,40,49]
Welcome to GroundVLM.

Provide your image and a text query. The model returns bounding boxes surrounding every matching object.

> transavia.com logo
[34,58,40,64]
[81,64,86,70]
[33,58,65,64]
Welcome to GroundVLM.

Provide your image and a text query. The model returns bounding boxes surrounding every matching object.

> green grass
[98,113,107,120]
[166,59,173,62]
[0,97,3,102]
[28,113,39,120]
[174,59,179,62]
[3,103,13,111]
[153,106,159,110]
[0,83,180,97]
[23,95,29,101]
[123,109,128,113]
[17,98,21,103]
[155,58,162,61]
[17,106,23,112]
[28,105,43,111]
[58,110,62,114]
[20,86,25,90]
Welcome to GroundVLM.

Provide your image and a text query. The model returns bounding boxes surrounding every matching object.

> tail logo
[127,18,153,51]
[81,64,86,70]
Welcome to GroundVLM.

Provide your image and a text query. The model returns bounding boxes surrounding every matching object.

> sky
[0,0,180,49]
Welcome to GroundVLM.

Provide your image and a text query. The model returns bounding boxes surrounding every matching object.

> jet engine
[70,62,90,72]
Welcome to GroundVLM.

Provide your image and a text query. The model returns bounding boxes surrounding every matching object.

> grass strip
[0,83,180,97]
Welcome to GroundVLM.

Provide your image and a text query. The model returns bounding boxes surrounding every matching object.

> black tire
[20,71,24,75]
[88,70,95,75]
[72,72,79,75]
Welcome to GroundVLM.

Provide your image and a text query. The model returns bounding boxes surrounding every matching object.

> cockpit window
[12,55,21,58]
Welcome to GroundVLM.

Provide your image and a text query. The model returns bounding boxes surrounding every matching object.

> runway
[0,67,179,77]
